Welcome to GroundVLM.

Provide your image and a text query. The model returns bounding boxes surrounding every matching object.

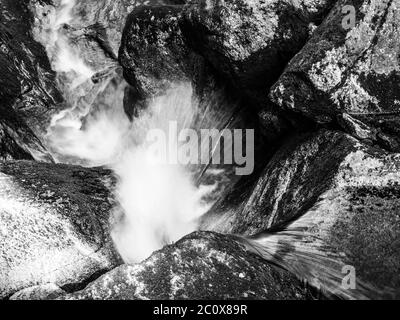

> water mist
[30,0,381,301]
[31,1,219,264]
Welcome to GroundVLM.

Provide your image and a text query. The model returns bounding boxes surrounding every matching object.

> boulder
[201,130,400,298]
[120,5,191,98]
[120,6,228,126]
[0,0,62,160]
[181,0,336,106]
[10,284,65,300]
[271,148,400,298]
[66,1,188,57]
[0,161,121,298]
[119,2,293,163]
[60,231,314,300]
[119,4,286,209]
[270,0,400,151]
[202,130,400,232]
[0,113,51,162]
[118,1,331,160]
[201,130,357,234]
[67,0,140,58]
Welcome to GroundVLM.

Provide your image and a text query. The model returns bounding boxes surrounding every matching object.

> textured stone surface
[119,2,293,172]
[201,130,400,298]
[284,150,400,298]
[202,129,400,234]
[2,0,399,301]
[270,0,400,150]
[0,0,62,161]
[0,115,51,162]
[201,130,358,234]
[182,0,336,106]
[70,0,143,58]
[10,284,66,300]
[0,161,121,299]
[120,4,192,98]
[118,0,333,161]
[70,0,189,57]
[119,3,288,207]
[60,231,314,300]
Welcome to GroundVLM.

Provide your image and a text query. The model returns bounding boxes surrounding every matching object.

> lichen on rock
[270,0,400,150]
[0,160,121,299]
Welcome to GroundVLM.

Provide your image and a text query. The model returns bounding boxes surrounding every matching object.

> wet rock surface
[119,0,294,176]
[120,4,193,98]
[202,130,400,298]
[203,130,400,234]
[60,232,314,300]
[286,150,400,298]
[0,0,62,161]
[0,160,121,299]
[181,0,336,107]
[270,0,400,151]
[10,283,66,300]
[1,0,400,300]
[201,130,359,234]
[118,0,337,123]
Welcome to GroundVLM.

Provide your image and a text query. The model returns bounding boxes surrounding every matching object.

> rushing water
[32,0,229,263]
[29,0,383,300]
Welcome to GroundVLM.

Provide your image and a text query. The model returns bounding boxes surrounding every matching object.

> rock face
[120,5,194,99]
[118,0,335,158]
[201,130,357,234]
[66,0,187,58]
[202,130,400,298]
[0,0,62,161]
[70,0,141,58]
[60,231,314,300]
[181,0,336,106]
[119,1,296,172]
[1,0,399,301]
[203,130,400,233]
[120,0,336,107]
[270,0,400,151]
[0,161,121,299]
[119,3,224,104]
[119,3,286,207]
[0,114,51,162]
[10,284,66,300]
[279,148,400,298]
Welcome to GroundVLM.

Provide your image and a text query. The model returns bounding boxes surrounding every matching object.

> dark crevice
[60,268,112,294]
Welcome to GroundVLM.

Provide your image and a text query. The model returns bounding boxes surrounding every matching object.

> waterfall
[31,1,225,263]
[24,0,396,301]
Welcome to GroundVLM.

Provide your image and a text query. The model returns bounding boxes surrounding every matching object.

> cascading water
[29,0,382,300]
[233,216,382,300]
[34,0,95,85]
[31,0,228,263]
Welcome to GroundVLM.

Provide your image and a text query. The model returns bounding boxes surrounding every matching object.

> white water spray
[233,211,388,300]
[31,1,220,263]
[29,1,397,300]
[35,0,95,85]
[108,84,218,263]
